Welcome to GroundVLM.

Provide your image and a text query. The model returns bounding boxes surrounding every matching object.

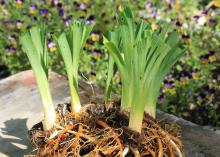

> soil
[28,103,183,157]
[0,65,11,80]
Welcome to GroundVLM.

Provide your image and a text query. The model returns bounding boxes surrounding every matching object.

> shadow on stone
[0,118,33,157]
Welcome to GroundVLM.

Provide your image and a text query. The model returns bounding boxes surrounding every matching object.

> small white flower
[183,23,188,29]
[156,15,161,20]
[198,16,206,26]
[166,18,171,23]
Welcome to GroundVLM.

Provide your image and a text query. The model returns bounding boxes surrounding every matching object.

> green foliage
[104,7,182,132]
[56,21,94,113]
[20,27,56,130]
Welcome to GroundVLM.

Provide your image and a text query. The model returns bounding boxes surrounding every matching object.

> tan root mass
[29,104,183,157]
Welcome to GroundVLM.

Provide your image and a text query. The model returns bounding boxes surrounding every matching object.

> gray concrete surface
[0,70,219,157]
[157,111,220,157]
[0,70,101,157]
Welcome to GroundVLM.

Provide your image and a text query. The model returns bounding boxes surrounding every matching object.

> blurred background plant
[0,0,219,128]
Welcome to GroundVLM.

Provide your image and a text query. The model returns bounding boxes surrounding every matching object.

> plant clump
[104,6,182,133]
[22,6,184,157]
[55,20,94,113]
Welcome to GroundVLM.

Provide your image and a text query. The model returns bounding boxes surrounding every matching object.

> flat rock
[157,111,220,157]
[0,71,219,157]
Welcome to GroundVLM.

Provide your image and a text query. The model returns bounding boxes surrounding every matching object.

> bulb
[73,103,82,113]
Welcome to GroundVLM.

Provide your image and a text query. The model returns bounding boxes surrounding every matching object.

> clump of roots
[29,104,183,157]
[139,114,183,157]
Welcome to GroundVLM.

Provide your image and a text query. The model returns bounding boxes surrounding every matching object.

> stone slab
[0,71,219,157]
[157,111,220,157]
[0,70,101,157]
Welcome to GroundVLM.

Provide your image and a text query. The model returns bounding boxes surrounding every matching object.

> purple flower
[145,2,153,8]
[193,15,200,19]
[48,42,57,52]
[9,35,16,41]
[5,45,15,52]
[176,20,182,26]
[31,16,37,21]
[49,0,57,6]
[63,18,70,26]
[92,50,101,59]
[58,9,64,17]
[15,0,23,8]
[165,74,173,80]
[79,3,86,9]
[158,93,165,101]
[203,86,215,94]
[43,17,48,21]
[48,42,56,48]
[86,20,95,25]
[164,82,172,88]
[29,4,37,14]
[57,2,62,9]
[73,2,80,8]
[182,34,190,39]
[209,50,215,55]
[39,9,49,16]
[4,21,12,24]
[86,16,95,25]
[209,19,217,26]
[1,0,6,6]
[199,92,206,99]
[27,25,32,29]
[16,0,23,3]
[16,20,22,29]
[151,10,157,17]
[30,4,37,9]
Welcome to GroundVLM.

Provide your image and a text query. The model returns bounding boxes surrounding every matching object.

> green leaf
[81,23,95,47]
[104,31,120,101]
[105,56,114,101]
[166,31,180,46]
[103,36,126,79]
[20,27,55,130]
[56,20,93,113]
[57,33,73,79]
